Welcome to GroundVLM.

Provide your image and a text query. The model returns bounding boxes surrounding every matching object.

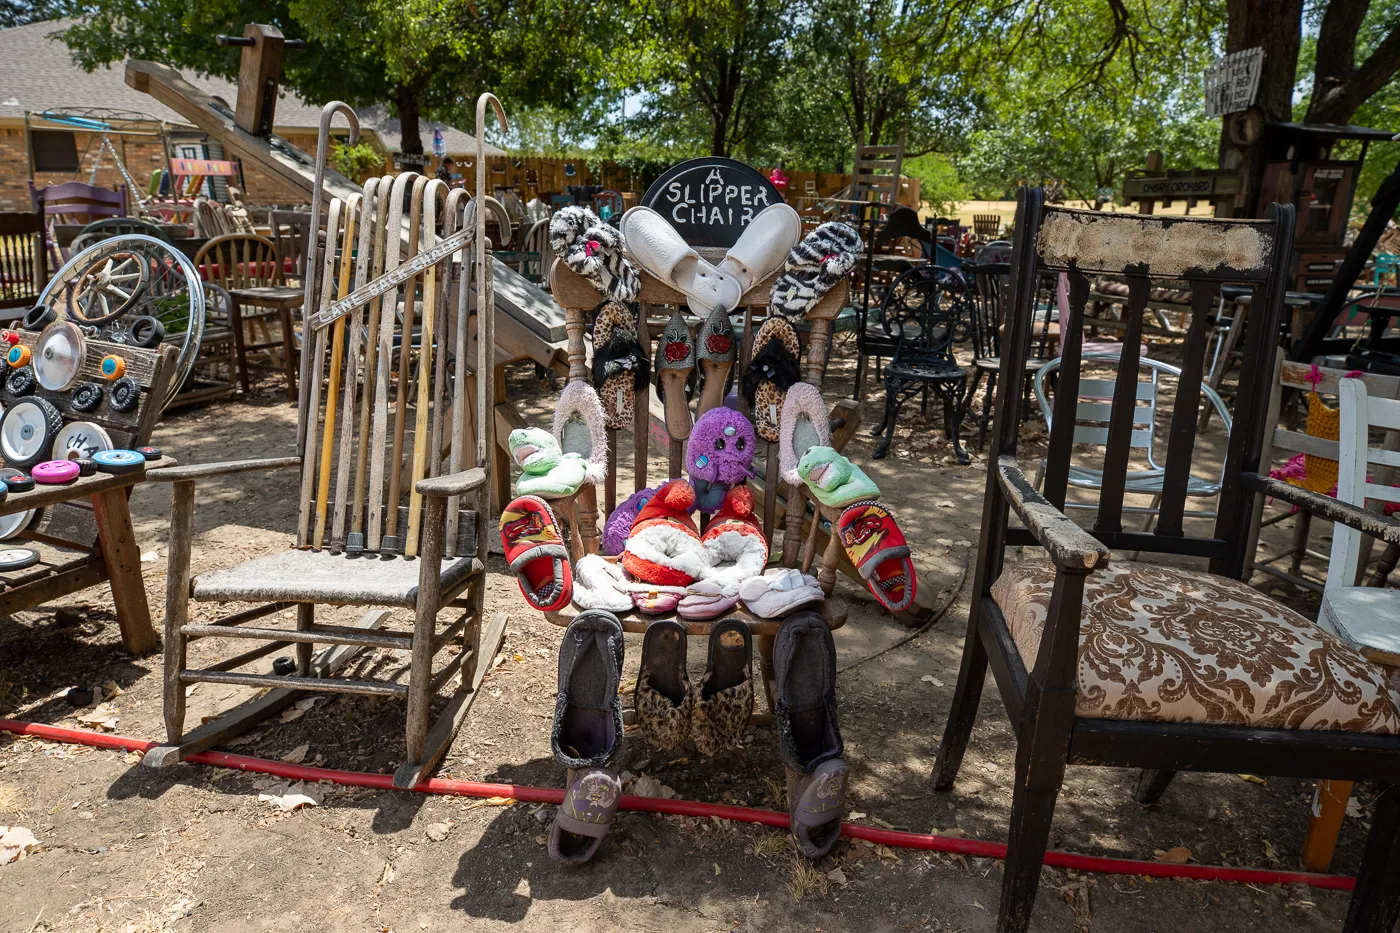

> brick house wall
[0,124,309,213]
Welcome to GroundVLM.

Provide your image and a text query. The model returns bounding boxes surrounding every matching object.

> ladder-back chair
[935,189,1400,933]
[147,169,502,788]
[193,233,299,397]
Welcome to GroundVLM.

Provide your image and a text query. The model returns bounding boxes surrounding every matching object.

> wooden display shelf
[544,594,847,636]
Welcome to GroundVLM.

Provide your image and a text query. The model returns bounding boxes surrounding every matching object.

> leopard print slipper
[691,618,754,756]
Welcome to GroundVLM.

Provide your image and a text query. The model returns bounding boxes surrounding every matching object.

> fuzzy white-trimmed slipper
[718,203,802,297]
[551,206,640,301]
[620,206,742,312]
[572,554,634,612]
[779,383,831,486]
[553,381,609,485]
[770,222,863,319]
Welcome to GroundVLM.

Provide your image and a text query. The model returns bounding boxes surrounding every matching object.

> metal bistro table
[0,456,175,655]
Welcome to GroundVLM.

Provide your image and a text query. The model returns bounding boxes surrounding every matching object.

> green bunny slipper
[796,446,880,509]
[510,427,587,497]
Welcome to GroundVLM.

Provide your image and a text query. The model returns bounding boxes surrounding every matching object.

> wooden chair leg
[230,301,251,394]
[281,305,299,402]
[1302,779,1353,872]
[161,480,194,745]
[978,371,997,452]
[943,384,970,465]
[1131,768,1176,805]
[933,613,988,791]
[295,603,314,675]
[1343,784,1400,933]
[999,767,1065,933]
[1290,510,1313,578]
[872,384,903,459]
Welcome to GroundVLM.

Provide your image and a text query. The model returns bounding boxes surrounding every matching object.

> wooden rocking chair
[145,157,505,787]
[936,188,1400,932]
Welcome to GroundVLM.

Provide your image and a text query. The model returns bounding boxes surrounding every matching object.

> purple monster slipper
[685,407,756,514]
[602,486,655,557]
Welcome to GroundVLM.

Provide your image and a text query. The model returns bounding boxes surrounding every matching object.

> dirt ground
[0,344,1376,933]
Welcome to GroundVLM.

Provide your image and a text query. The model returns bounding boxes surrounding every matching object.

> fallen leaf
[280,745,309,764]
[876,844,900,861]
[258,781,322,811]
[534,834,546,845]
[0,826,38,864]
[141,550,158,563]
[713,863,721,876]
[937,500,955,508]
[972,900,985,910]
[1346,798,1364,818]
[920,674,945,687]
[465,795,517,810]
[100,680,124,699]
[76,703,119,732]
[632,774,666,798]
[1237,774,1267,786]
[826,867,847,886]
[872,817,895,830]
[424,822,452,842]
[1154,846,1191,864]
[279,707,307,723]
[848,811,868,821]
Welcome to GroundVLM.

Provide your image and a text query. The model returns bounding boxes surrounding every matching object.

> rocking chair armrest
[415,467,488,498]
[1244,473,1400,548]
[147,456,302,482]
[997,456,1111,572]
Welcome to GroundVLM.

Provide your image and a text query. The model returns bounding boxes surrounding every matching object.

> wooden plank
[1155,283,1216,537]
[296,198,342,546]
[351,173,396,544]
[314,194,360,549]
[0,557,107,617]
[1092,275,1148,534]
[334,178,382,548]
[406,181,448,556]
[180,622,411,649]
[386,175,431,543]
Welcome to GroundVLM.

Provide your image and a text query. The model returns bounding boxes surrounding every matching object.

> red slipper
[837,501,916,613]
[500,495,572,612]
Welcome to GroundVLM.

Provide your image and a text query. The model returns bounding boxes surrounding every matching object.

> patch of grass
[787,856,831,901]
[750,830,790,860]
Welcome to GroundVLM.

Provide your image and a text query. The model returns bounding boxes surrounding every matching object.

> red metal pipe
[0,719,1355,892]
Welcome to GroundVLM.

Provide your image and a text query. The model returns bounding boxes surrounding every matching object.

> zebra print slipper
[550,206,640,302]
[770,222,863,319]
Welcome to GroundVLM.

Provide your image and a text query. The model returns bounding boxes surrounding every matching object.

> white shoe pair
[619,203,802,312]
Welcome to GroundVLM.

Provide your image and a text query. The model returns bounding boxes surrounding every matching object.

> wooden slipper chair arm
[414,467,487,498]
[147,456,303,483]
[1244,472,1400,548]
[997,455,1111,573]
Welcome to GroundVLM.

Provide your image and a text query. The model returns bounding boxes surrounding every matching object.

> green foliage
[903,153,967,215]
[330,139,384,182]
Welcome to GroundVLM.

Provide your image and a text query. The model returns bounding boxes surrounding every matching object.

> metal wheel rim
[41,234,205,411]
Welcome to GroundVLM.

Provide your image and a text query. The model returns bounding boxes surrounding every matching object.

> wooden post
[91,487,156,655]
[162,480,194,742]
[634,307,651,493]
[233,24,287,137]
[564,305,588,382]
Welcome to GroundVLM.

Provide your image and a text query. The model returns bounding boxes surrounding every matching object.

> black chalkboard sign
[640,158,784,248]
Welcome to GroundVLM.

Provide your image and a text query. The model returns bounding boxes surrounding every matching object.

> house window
[31,130,79,172]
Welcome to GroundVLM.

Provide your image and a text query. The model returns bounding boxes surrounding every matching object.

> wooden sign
[1205,48,1264,118]
[170,158,239,176]
[641,157,783,248]
[1122,172,1242,201]
[393,153,431,168]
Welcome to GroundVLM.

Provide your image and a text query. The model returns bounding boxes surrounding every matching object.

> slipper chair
[935,189,1400,933]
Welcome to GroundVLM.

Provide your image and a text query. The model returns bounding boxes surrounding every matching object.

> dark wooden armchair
[935,188,1400,933]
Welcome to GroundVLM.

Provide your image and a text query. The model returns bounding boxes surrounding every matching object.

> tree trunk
[1218,0,1304,215]
[395,82,424,155]
[1306,0,1400,126]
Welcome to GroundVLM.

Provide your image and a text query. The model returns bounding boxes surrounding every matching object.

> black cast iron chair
[870,264,970,463]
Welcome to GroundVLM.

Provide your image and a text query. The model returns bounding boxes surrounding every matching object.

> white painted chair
[1322,376,1400,661]
[1304,375,1400,871]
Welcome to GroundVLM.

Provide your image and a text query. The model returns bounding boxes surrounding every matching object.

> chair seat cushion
[1320,587,1400,666]
[192,548,481,607]
[991,559,1400,733]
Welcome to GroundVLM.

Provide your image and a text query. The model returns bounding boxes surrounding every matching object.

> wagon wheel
[41,235,206,411]
[67,250,149,324]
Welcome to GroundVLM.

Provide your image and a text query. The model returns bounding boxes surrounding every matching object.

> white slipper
[719,203,802,297]
[572,554,634,613]
[738,568,823,619]
[620,207,743,312]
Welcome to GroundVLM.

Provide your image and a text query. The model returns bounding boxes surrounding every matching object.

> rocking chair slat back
[999,190,1293,574]
[292,172,487,560]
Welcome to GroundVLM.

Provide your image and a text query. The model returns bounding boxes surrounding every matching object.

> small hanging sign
[641,157,784,248]
[1204,48,1264,118]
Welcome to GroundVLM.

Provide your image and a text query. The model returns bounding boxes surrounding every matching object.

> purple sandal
[549,766,622,865]
[787,758,849,859]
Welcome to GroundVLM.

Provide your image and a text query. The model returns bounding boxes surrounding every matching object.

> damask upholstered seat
[992,558,1400,734]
